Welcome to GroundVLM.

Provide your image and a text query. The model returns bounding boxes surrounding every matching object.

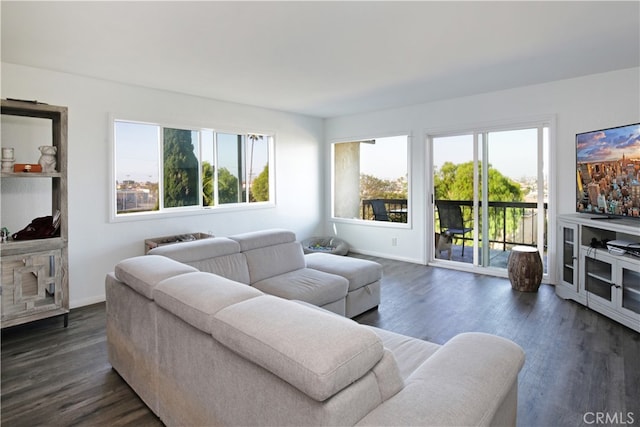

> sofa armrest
[114,255,199,300]
[355,332,525,427]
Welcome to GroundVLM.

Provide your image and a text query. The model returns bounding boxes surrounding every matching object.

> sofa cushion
[155,272,262,333]
[148,237,240,263]
[366,326,440,381]
[229,229,296,252]
[252,268,348,307]
[186,253,250,284]
[114,255,198,300]
[210,295,384,402]
[243,241,306,283]
[305,253,382,291]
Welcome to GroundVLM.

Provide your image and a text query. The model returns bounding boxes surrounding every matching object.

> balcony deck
[438,243,549,273]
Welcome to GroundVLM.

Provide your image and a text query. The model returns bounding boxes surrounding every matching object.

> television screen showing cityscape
[576,123,640,217]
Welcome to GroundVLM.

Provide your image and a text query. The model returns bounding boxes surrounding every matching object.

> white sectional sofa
[147,229,382,318]
[106,253,525,426]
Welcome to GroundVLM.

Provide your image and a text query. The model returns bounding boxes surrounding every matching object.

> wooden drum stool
[507,246,543,292]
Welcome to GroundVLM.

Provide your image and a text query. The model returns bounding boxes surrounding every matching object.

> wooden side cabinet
[1,100,69,328]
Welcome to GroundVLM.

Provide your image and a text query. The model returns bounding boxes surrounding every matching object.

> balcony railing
[361,198,547,249]
[435,199,548,250]
[361,199,408,223]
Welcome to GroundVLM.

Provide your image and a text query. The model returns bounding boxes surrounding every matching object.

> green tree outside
[434,161,524,247]
[360,174,407,200]
[163,128,199,207]
[434,161,521,201]
[247,134,264,200]
[218,167,239,204]
[360,174,408,222]
[251,165,269,202]
[202,161,214,206]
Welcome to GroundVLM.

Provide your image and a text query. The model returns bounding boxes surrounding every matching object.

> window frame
[109,116,275,222]
[330,132,411,228]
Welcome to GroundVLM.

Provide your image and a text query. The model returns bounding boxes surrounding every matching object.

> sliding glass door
[431,122,549,274]
[433,134,477,262]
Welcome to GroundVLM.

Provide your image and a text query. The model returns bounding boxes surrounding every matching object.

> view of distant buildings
[116,180,158,212]
[577,153,640,217]
[518,176,548,204]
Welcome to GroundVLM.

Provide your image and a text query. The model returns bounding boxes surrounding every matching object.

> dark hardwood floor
[2,255,639,426]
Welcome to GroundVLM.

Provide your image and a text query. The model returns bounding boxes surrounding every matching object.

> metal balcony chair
[436,201,473,256]
[371,199,390,221]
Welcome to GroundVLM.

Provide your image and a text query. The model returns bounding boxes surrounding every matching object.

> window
[332,135,409,223]
[113,119,272,218]
[163,127,200,208]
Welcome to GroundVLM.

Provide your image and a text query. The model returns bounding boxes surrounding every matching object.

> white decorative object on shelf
[38,145,57,172]
[1,159,15,172]
[1,147,15,172]
[2,147,14,160]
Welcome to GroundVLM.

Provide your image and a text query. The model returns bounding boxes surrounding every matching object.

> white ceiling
[2,1,639,118]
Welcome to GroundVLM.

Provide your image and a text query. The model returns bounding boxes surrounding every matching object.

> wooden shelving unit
[1,99,69,328]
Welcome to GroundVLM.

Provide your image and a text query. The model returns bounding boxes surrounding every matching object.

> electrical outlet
[391,237,398,246]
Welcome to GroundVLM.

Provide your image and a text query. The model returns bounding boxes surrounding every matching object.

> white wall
[1,63,325,308]
[324,68,640,268]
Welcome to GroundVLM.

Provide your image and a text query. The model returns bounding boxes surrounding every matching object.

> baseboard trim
[70,295,105,309]
[348,248,424,265]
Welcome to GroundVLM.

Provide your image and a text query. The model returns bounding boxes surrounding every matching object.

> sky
[115,121,159,182]
[115,121,269,183]
[433,128,549,181]
[576,123,640,163]
[359,135,408,180]
[357,128,549,182]
[115,121,550,185]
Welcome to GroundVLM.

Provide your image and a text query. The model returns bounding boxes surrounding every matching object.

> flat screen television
[576,122,640,219]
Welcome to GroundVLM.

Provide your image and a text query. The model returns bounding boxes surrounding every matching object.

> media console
[557,214,639,332]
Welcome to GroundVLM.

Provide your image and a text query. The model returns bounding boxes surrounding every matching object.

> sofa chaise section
[228,229,349,315]
[228,230,383,314]
[305,252,382,318]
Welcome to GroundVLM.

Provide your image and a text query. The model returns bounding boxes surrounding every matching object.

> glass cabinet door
[619,260,640,317]
[584,255,614,305]
[560,223,578,291]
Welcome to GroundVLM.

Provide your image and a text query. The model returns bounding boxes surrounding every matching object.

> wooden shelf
[0,99,66,119]
[0,237,66,257]
[0,171,63,178]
